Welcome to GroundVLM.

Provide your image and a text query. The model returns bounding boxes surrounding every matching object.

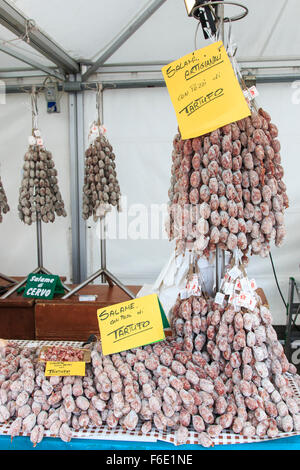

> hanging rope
[96,83,103,128]
[1,19,38,47]
[30,86,39,133]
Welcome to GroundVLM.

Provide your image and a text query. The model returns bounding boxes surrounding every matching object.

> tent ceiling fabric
[0,0,298,71]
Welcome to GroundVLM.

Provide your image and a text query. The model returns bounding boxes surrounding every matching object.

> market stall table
[1,433,300,451]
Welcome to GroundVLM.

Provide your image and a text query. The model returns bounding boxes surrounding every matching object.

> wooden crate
[35,284,142,342]
[0,275,67,341]
[0,295,35,339]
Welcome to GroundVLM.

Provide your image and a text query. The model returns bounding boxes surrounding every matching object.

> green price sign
[23,273,65,299]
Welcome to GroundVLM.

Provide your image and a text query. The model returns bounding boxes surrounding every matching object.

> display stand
[0,219,70,299]
[62,218,135,300]
[0,273,16,285]
[62,84,135,300]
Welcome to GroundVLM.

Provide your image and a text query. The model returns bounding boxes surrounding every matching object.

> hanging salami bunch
[18,134,67,225]
[0,176,9,222]
[82,86,121,222]
[82,126,121,221]
[18,90,67,226]
[167,108,288,259]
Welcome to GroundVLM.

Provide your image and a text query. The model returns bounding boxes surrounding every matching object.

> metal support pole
[100,217,110,284]
[0,267,39,299]
[68,74,87,284]
[36,219,43,269]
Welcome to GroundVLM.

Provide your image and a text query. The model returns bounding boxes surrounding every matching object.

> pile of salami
[39,346,84,362]
[1,269,300,448]
[166,108,288,259]
[82,130,121,221]
[0,176,9,223]
[18,137,67,225]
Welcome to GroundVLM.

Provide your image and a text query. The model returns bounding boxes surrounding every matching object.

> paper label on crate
[161,41,250,139]
[228,265,241,280]
[36,138,43,146]
[215,292,225,305]
[45,361,86,377]
[97,294,169,356]
[79,295,97,302]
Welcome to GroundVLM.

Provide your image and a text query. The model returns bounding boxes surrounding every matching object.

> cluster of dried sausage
[0,176,9,223]
[167,108,288,259]
[82,133,121,221]
[18,142,67,225]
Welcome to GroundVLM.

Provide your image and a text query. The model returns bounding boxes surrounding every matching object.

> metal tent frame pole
[0,219,70,299]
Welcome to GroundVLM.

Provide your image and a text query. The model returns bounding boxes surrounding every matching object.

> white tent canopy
[0,0,299,75]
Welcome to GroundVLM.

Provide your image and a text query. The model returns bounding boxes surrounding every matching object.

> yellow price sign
[162,41,250,139]
[44,361,86,377]
[97,294,168,356]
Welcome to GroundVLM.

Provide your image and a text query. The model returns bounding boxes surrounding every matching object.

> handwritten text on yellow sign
[162,41,250,139]
[97,294,165,356]
[44,361,86,377]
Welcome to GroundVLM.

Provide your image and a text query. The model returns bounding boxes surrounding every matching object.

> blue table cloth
[1,434,300,450]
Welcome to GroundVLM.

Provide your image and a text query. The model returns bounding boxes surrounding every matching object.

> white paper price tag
[249,85,259,99]
[224,282,234,296]
[180,289,189,300]
[215,292,225,305]
[28,136,36,145]
[236,292,257,311]
[228,266,241,280]
[33,129,41,137]
[186,274,201,296]
[240,278,249,292]
[249,279,257,291]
